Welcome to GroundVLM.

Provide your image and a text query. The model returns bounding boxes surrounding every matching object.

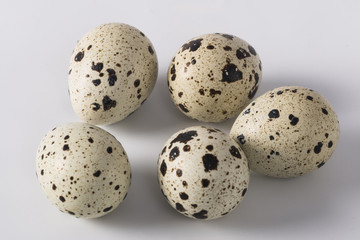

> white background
[1,0,359,239]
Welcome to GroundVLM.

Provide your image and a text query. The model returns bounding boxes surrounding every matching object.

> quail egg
[158,126,249,220]
[230,86,340,178]
[36,122,131,218]
[68,23,158,125]
[168,33,262,122]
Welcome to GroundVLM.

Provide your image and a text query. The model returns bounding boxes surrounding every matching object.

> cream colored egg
[68,23,158,125]
[158,126,249,220]
[168,33,262,122]
[36,122,131,218]
[230,86,340,178]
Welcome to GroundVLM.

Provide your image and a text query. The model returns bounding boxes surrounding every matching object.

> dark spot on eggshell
[223,46,232,51]
[243,108,250,115]
[92,79,101,86]
[178,104,189,112]
[314,142,323,154]
[179,192,189,200]
[182,38,203,52]
[248,45,257,55]
[115,185,120,190]
[160,160,167,176]
[322,108,328,115]
[237,134,246,144]
[201,179,210,188]
[169,131,198,149]
[229,146,242,158]
[328,141,333,148]
[93,170,101,177]
[317,161,325,168]
[63,144,69,151]
[277,90,283,95]
[102,96,116,111]
[88,138,94,143]
[207,45,215,49]
[106,69,117,86]
[91,62,103,72]
[236,47,251,60]
[268,109,280,118]
[248,86,258,99]
[103,206,113,212]
[87,45,92,50]
[193,210,208,219]
[74,51,84,62]
[148,46,154,55]
[209,89,221,97]
[40,169,44,175]
[52,184,57,190]
[169,147,180,161]
[269,135,274,140]
[59,196,65,202]
[134,79,140,87]
[242,188,247,197]
[206,145,213,151]
[307,96,313,101]
[91,103,100,111]
[199,89,205,95]
[161,146,166,155]
[219,34,234,40]
[107,147,112,153]
[176,169,182,177]
[221,63,243,83]
[67,210,75,215]
[176,203,186,212]
[183,145,190,152]
[202,154,219,172]
[170,64,176,74]
[289,114,299,126]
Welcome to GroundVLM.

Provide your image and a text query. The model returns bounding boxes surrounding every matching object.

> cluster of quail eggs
[36,23,340,220]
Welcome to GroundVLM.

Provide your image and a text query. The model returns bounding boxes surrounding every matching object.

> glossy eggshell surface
[36,122,131,218]
[168,33,262,122]
[158,126,249,220]
[230,86,340,178]
[68,23,158,125]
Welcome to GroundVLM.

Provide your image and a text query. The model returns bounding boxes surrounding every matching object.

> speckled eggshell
[158,126,249,220]
[230,86,340,178]
[68,23,158,125]
[36,122,131,218]
[168,33,262,122]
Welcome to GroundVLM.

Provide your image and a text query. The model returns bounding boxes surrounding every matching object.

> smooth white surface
[1,0,359,239]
